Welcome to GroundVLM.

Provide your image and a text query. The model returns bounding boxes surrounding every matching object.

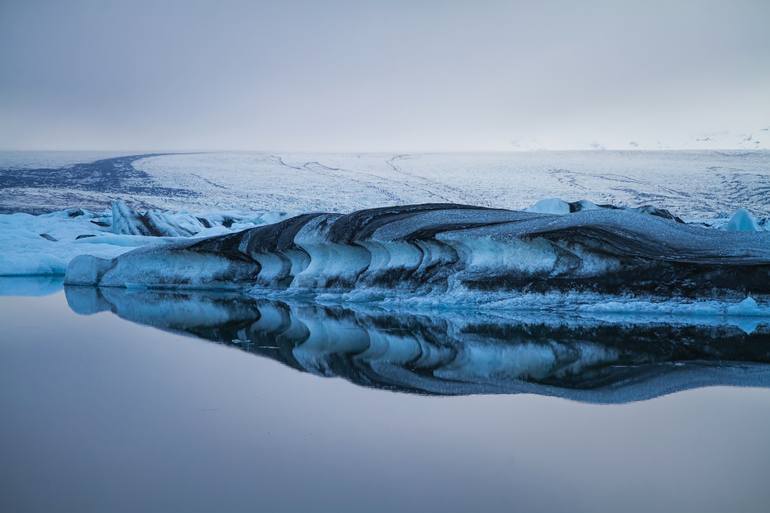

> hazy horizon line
[1,147,769,154]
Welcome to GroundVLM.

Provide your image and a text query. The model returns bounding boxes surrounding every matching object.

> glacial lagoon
[3,279,770,513]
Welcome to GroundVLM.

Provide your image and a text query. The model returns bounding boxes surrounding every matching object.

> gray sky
[1,0,768,151]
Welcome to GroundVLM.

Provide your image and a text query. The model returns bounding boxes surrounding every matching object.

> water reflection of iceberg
[65,287,770,403]
[0,276,64,296]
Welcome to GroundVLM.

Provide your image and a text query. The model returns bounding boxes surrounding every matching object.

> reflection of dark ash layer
[66,287,770,403]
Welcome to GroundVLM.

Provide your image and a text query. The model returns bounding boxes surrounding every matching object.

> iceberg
[0,202,283,276]
[726,207,761,232]
[0,209,152,276]
[110,200,204,236]
[65,203,770,302]
[108,200,274,237]
[526,198,574,214]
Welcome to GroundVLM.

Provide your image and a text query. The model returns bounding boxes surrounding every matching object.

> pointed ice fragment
[526,198,570,215]
[726,208,760,232]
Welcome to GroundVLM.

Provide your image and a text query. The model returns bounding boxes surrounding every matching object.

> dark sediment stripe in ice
[65,287,770,402]
[65,203,770,298]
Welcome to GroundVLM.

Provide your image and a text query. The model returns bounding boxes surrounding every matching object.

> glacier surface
[3,150,770,224]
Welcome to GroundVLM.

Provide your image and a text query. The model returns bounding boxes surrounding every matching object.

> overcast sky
[1,0,768,151]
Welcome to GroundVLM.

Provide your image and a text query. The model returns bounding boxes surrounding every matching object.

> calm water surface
[2,286,770,513]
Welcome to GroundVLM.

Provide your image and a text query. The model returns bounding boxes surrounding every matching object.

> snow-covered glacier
[4,150,770,223]
[65,203,770,305]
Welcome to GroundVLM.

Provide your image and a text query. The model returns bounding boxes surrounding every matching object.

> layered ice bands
[65,203,770,299]
[65,288,770,402]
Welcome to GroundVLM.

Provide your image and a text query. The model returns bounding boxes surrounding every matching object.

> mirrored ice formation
[65,287,770,403]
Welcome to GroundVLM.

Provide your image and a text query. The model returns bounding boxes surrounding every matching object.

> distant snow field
[133,151,770,221]
[2,150,770,220]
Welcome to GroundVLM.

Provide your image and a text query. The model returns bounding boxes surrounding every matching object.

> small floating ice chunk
[526,198,570,215]
[726,208,759,232]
